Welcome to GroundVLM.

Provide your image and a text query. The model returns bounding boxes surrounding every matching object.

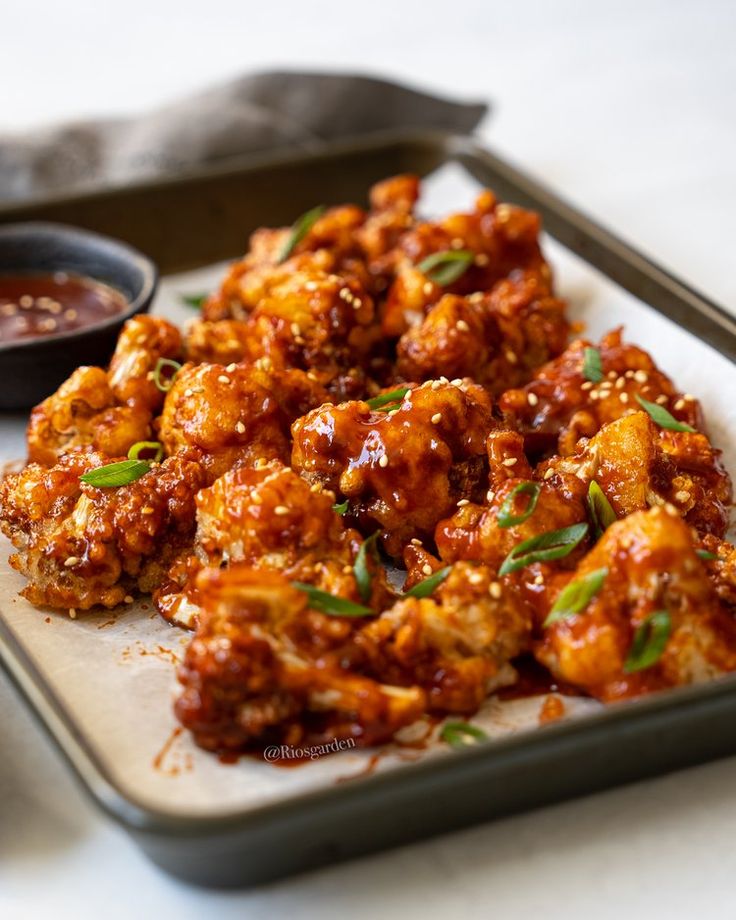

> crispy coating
[355,562,532,712]
[536,508,736,701]
[0,450,205,610]
[155,460,393,627]
[499,328,703,456]
[158,362,301,482]
[541,411,732,537]
[291,380,495,554]
[175,567,426,752]
[396,272,569,393]
[26,366,153,466]
[107,315,182,411]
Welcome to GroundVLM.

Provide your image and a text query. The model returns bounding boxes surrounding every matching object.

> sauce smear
[0,271,128,344]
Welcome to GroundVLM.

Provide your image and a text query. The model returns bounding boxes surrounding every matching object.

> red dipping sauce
[0,271,128,344]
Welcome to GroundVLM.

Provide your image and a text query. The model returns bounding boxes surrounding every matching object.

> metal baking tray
[2,130,736,889]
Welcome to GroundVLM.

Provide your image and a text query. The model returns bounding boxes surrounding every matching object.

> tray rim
[2,127,736,842]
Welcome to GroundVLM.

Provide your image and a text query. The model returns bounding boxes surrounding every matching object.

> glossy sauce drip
[0,271,128,344]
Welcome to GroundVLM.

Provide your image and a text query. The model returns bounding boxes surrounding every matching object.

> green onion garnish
[624,610,672,673]
[366,387,410,411]
[544,567,608,627]
[80,459,152,488]
[354,532,380,603]
[127,441,164,463]
[291,582,374,618]
[333,500,349,516]
[277,205,325,263]
[180,293,207,309]
[417,250,474,285]
[153,357,182,393]
[498,523,589,576]
[582,346,603,383]
[440,720,488,748]
[587,480,617,539]
[496,482,541,529]
[635,395,695,433]
[697,549,719,561]
[403,566,452,598]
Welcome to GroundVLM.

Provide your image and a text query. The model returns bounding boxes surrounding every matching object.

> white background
[2,1,736,916]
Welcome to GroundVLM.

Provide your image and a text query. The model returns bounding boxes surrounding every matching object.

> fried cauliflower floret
[382,190,552,337]
[26,366,153,466]
[355,562,532,712]
[0,450,205,610]
[396,271,568,393]
[155,460,392,627]
[536,508,736,701]
[158,362,297,482]
[541,411,732,537]
[175,567,426,752]
[107,315,182,411]
[291,381,495,555]
[499,328,702,456]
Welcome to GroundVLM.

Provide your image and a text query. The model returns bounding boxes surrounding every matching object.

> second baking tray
[2,130,736,888]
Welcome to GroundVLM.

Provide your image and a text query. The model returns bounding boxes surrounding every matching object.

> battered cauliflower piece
[158,361,309,482]
[536,507,736,701]
[291,380,495,555]
[499,328,703,456]
[155,460,393,628]
[0,450,205,610]
[356,562,532,712]
[396,272,569,394]
[175,567,426,752]
[541,411,732,537]
[26,316,181,465]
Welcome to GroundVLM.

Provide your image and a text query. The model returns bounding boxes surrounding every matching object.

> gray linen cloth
[0,71,487,203]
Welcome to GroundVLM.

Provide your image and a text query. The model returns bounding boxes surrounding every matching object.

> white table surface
[3,1,736,916]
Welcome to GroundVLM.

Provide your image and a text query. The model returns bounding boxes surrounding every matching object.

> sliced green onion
[153,357,182,393]
[544,567,608,627]
[697,549,719,561]
[366,387,410,411]
[354,532,381,603]
[624,610,672,673]
[496,482,541,529]
[440,720,488,748]
[587,480,617,539]
[498,522,589,576]
[417,250,474,285]
[80,459,151,488]
[277,205,325,262]
[291,582,374,618]
[180,293,207,309]
[635,395,695,433]
[333,500,349,516]
[582,346,603,383]
[404,566,452,598]
[127,441,164,463]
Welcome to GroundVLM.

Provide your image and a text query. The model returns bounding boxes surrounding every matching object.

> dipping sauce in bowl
[0,271,129,344]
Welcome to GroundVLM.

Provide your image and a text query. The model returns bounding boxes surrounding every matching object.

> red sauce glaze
[0,272,128,344]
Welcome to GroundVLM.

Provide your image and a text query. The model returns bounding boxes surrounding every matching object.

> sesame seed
[581,381,593,391]
[625,370,635,379]
[290,322,301,336]
[607,371,617,379]
[422,564,433,576]
[451,378,463,386]
[124,595,134,604]
[656,395,668,405]
[534,574,544,585]
[619,392,629,404]
[352,298,362,309]
[456,319,470,332]
[235,421,246,434]
[675,490,691,503]
[423,282,434,295]
[528,393,539,407]
[489,582,502,599]
[19,295,33,308]
[475,253,489,266]
[343,565,353,574]
[634,370,648,383]
[64,556,80,567]
[615,377,625,389]
[431,413,442,424]
[309,483,323,493]
[184,388,193,397]
[378,455,389,468]
[226,363,238,372]
[305,281,318,291]
[439,376,450,384]
[486,490,495,502]
[142,506,154,515]
[589,391,599,401]
[274,505,289,515]
[64,309,77,321]
[217,375,230,384]
[505,350,518,364]
[502,458,518,467]
[69,608,77,619]
[674,399,686,411]
[684,393,695,401]
[468,571,484,585]
[431,380,442,390]
[543,468,554,480]
[599,381,612,390]
[457,498,469,507]
[410,538,422,546]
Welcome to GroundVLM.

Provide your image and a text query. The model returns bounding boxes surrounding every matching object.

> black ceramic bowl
[0,222,158,409]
